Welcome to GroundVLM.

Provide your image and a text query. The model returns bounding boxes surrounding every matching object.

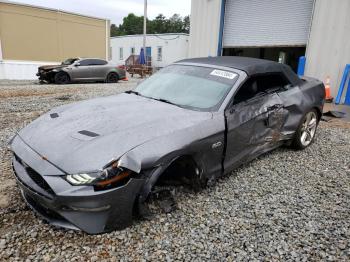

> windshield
[62,58,78,65]
[135,65,238,111]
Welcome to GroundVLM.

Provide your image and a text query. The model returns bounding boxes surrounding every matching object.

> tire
[291,109,319,150]
[54,72,70,84]
[106,72,119,83]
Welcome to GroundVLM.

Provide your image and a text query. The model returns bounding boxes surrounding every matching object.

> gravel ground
[0,79,350,261]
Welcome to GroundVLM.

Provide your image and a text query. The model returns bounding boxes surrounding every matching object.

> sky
[10,0,191,25]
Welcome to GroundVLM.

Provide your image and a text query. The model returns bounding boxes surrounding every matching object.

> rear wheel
[291,109,318,149]
[106,72,119,83]
[54,72,70,84]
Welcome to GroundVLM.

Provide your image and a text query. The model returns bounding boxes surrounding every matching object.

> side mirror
[75,62,80,67]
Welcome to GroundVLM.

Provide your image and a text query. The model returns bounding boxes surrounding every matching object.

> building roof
[0,0,109,21]
[111,33,189,39]
[177,56,302,84]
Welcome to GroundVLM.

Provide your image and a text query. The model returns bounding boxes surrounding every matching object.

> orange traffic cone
[325,76,333,103]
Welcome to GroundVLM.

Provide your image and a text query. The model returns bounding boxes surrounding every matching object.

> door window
[146,47,152,56]
[233,73,291,105]
[78,59,107,66]
[90,59,107,65]
[79,59,92,66]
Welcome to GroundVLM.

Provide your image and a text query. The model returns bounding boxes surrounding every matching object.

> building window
[157,46,162,61]
[119,47,123,60]
[131,47,135,55]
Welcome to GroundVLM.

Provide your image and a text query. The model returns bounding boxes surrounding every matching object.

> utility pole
[143,0,147,61]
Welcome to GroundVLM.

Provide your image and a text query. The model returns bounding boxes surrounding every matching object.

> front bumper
[36,71,52,82]
[12,155,145,234]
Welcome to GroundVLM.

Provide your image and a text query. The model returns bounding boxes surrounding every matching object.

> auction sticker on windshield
[210,70,237,80]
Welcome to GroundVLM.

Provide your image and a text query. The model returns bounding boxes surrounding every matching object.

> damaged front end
[11,136,149,234]
[36,65,64,83]
[65,159,138,190]
[36,68,55,83]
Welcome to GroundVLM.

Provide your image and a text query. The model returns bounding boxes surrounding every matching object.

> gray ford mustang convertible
[9,57,325,234]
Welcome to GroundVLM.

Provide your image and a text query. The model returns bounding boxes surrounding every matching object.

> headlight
[66,172,100,185]
[65,161,132,189]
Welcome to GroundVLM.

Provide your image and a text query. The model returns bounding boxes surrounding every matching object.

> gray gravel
[1,79,350,261]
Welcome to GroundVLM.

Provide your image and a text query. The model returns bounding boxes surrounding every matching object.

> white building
[111,33,189,68]
[189,0,350,98]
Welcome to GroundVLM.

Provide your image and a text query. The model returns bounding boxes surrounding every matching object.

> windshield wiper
[151,97,183,108]
[125,92,183,108]
[125,90,141,96]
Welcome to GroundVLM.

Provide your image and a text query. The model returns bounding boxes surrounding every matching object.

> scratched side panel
[278,77,325,136]
[223,93,288,173]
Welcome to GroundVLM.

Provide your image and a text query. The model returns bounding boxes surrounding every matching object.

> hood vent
[78,130,100,137]
[50,113,59,118]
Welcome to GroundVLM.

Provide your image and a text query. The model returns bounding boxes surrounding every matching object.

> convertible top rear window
[135,65,238,111]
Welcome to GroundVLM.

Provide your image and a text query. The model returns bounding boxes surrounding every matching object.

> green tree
[110,24,119,37]
[119,13,144,35]
[182,15,190,33]
[110,13,190,36]
[168,14,183,33]
[149,14,167,34]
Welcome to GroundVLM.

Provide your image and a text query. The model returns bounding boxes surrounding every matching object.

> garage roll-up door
[223,0,314,47]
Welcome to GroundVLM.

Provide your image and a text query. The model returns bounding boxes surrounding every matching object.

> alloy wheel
[107,73,118,83]
[300,111,317,147]
[56,73,69,84]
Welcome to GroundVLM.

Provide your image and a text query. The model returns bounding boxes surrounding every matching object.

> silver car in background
[37,58,126,84]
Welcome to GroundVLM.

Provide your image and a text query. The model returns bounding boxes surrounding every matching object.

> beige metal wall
[0,2,109,62]
[188,0,222,57]
[305,0,350,97]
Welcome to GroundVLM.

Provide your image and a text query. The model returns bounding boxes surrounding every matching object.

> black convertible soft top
[177,56,302,86]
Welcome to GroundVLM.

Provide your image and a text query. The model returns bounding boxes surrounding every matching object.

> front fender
[117,113,225,196]
[117,125,206,172]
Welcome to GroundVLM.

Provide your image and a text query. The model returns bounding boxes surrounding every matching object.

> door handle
[267,104,283,111]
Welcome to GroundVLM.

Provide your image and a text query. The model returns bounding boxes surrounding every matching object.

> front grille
[14,154,55,195]
[26,167,55,195]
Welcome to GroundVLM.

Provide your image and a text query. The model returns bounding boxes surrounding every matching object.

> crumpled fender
[117,113,225,198]
[117,127,203,172]
[118,150,142,173]
[117,112,222,171]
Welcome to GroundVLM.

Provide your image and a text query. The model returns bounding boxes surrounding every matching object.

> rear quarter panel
[115,67,126,79]
[103,66,126,80]
[278,76,325,135]
[300,76,325,107]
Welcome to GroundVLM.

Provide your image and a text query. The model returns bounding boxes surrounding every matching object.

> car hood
[39,64,67,71]
[17,93,212,174]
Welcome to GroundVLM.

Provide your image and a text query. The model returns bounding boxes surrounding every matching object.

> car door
[146,47,152,65]
[86,59,109,80]
[275,82,306,135]
[223,74,289,173]
[69,59,93,80]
